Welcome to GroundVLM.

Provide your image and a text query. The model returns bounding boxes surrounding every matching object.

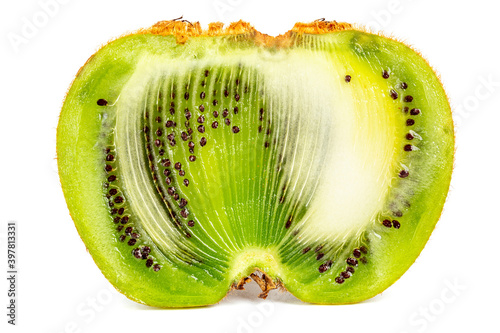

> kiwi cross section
[57,21,454,307]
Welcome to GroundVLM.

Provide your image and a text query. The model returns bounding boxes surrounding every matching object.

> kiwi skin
[57,20,454,307]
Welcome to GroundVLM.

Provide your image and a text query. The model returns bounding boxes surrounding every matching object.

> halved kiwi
[57,20,454,307]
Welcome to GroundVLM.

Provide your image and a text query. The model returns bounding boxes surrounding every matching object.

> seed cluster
[100,141,161,272]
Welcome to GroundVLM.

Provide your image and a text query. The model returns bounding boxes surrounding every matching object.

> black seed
[335,276,345,284]
[315,245,323,253]
[264,142,269,148]
[200,137,207,146]
[339,271,350,279]
[116,225,123,231]
[360,257,368,264]
[198,125,205,133]
[189,155,196,162]
[127,239,136,246]
[383,219,392,227]
[345,75,351,82]
[186,232,191,238]
[179,170,185,177]
[142,246,151,255]
[302,247,311,254]
[184,92,189,100]
[212,99,218,106]
[406,133,414,140]
[156,129,162,136]
[390,89,398,99]
[133,248,142,259]
[114,196,123,204]
[111,208,118,215]
[213,111,219,118]
[154,139,161,147]
[200,92,205,99]
[119,235,126,242]
[168,187,175,195]
[212,121,218,129]
[144,126,150,133]
[353,249,361,258]
[184,179,189,187]
[125,226,133,235]
[404,144,413,151]
[173,193,179,201]
[131,233,139,239]
[232,126,240,134]
[234,107,238,114]
[235,94,240,101]
[165,177,171,185]
[392,220,401,229]
[259,115,263,121]
[170,101,175,107]
[169,107,175,115]
[180,209,189,218]
[169,139,176,147]
[258,126,262,133]
[113,216,120,223]
[266,128,270,135]
[188,220,195,227]
[406,119,415,126]
[224,89,229,97]
[162,159,171,167]
[285,218,292,229]
[105,164,112,172]
[153,264,161,272]
[346,258,358,266]
[109,189,118,196]
[382,70,390,79]
[166,120,173,127]
[318,260,332,273]
[171,92,175,99]
[235,78,240,85]
[199,105,205,112]
[121,216,129,224]
[399,170,409,178]
[404,95,414,102]
[225,118,230,126]
[201,81,206,87]
[106,154,114,162]
[316,253,325,260]
[179,198,187,208]
[222,109,229,117]
[403,106,409,113]
[360,246,368,254]
[394,210,403,217]
[146,259,153,267]
[346,266,355,273]
[97,99,108,106]
[181,132,188,141]
[204,69,209,77]
[156,116,162,123]
[175,162,181,170]
[185,111,192,120]
[410,108,421,115]
[401,82,408,89]
[197,116,205,125]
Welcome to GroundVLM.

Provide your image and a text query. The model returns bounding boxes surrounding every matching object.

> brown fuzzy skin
[137,19,353,46]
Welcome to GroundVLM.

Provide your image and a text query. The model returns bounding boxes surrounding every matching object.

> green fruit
[57,20,454,307]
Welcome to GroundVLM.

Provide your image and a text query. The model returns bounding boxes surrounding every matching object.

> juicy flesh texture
[57,28,454,307]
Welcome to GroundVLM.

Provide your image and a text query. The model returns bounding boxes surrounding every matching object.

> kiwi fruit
[57,19,454,307]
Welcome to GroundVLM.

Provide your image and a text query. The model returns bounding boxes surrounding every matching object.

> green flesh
[57,27,454,307]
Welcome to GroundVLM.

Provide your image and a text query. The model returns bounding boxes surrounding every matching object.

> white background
[1,0,499,332]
